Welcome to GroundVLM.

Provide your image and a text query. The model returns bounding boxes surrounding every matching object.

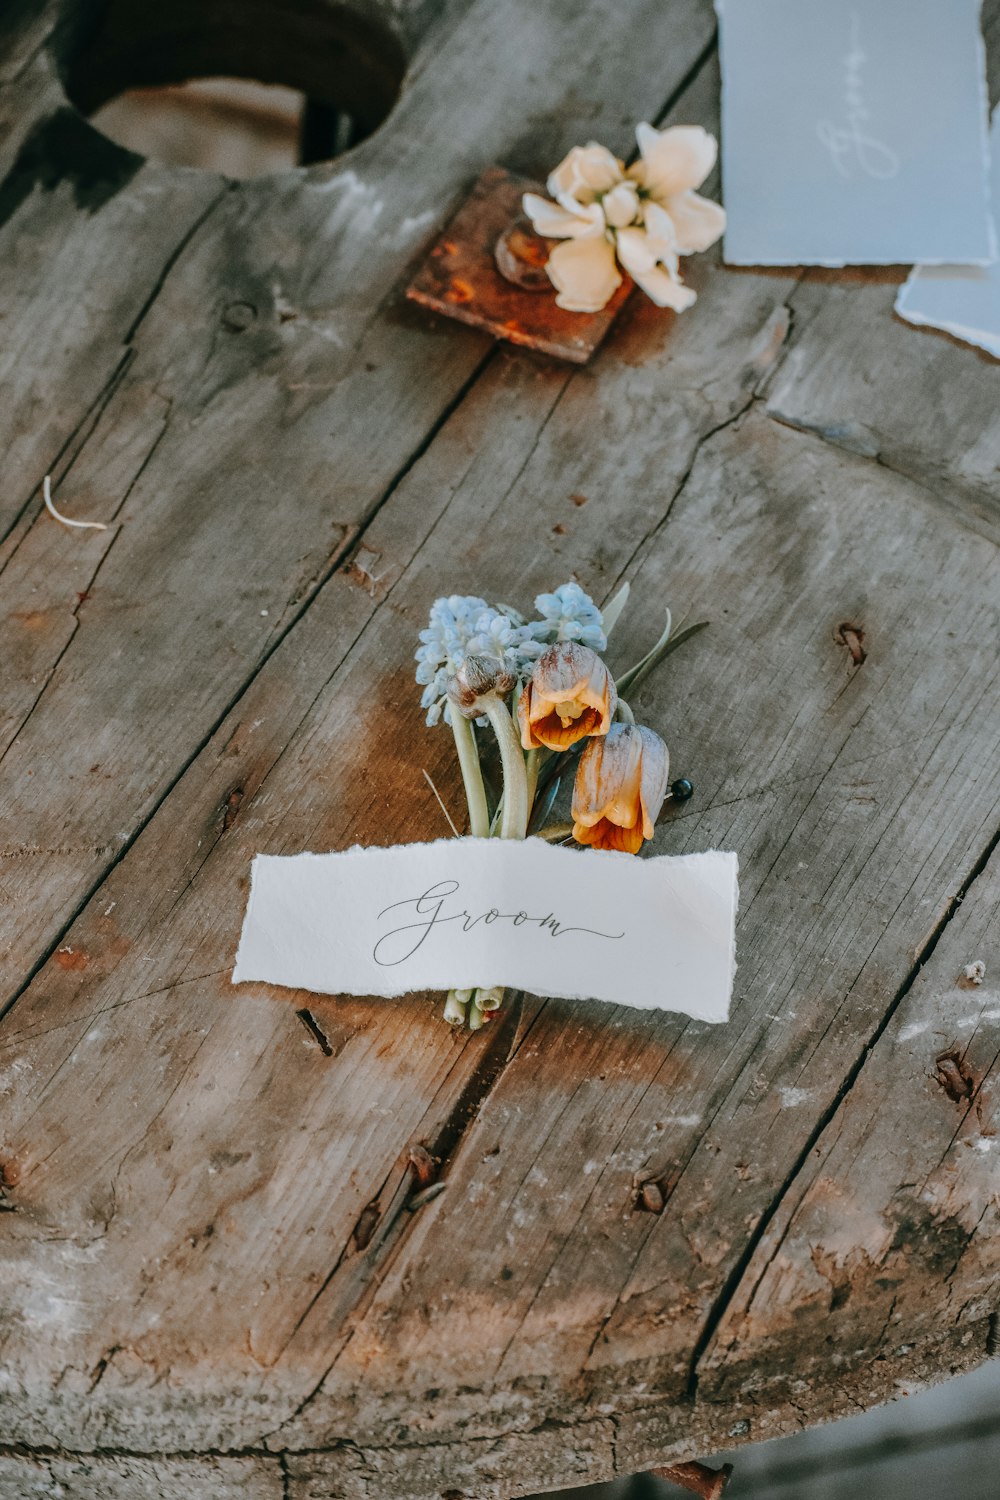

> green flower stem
[616,699,635,724]
[524,747,544,819]
[468,996,487,1030]
[482,696,529,840]
[493,748,551,836]
[450,711,490,838]
[477,985,504,1011]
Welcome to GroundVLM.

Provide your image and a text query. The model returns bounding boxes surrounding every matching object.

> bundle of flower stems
[415,582,705,1029]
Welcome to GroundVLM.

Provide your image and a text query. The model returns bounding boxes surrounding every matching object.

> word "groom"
[373,880,625,967]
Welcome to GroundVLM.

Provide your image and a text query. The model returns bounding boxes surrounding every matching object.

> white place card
[716,0,995,267]
[896,108,1000,357]
[233,838,738,1023]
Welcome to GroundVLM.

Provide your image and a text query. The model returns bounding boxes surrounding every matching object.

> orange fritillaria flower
[517,642,617,752]
[571,723,669,854]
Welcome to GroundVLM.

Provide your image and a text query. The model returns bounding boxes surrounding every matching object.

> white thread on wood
[42,474,108,532]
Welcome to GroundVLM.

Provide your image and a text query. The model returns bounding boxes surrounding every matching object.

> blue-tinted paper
[896,109,1000,357]
[717,0,995,267]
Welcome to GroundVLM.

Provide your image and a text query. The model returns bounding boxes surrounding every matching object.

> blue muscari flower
[529,581,606,652]
[415,595,544,727]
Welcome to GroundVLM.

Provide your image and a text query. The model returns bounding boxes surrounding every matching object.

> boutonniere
[522,123,726,313]
[416,581,705,1027]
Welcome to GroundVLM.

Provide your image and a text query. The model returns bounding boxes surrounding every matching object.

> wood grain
[699,836,1000,1421]
[0,0,714,1001]
[1,1,999,1496]
[0,1453,284,1500]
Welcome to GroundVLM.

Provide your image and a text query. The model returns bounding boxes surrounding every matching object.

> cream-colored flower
[571,724,669,854]
[522,143,631,312]
[521,123,724,315]
[629,124,726,254]
[523,142,631,313]
[621,123,726,307]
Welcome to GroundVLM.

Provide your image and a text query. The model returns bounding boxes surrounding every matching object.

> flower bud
[447,654,517,718]
[517,642,617,751]
[571,723,669,854]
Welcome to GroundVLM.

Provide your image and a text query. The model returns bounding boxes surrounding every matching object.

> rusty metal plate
[405,166,631,364]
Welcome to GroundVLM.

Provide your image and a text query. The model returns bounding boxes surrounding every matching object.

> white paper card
[896,108,1000,357]
[716,0,995,267]
[233,838,738,1023]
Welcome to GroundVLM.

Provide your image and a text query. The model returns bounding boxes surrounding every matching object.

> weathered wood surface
[0,1,998,1496]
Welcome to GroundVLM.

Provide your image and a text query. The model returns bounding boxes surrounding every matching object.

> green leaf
[617,618,709,697]
[600,580,631,637]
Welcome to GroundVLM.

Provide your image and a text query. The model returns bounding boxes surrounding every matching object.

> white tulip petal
[663,190,726,255]
[523,193,603,240]
[635,122,718,197]
[546,235,622,313]
[632,264,698,312]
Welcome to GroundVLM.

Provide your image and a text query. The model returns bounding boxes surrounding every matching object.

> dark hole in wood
[60,0,407,176]
[296,1007,334,1055]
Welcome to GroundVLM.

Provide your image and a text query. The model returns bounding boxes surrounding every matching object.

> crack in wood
[264,996,539,1439]
[685,816,1000,1400]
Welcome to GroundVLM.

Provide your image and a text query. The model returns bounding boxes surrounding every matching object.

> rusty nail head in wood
[834,621,866,665]
[639,1179,665,1213]
[651,1461,734,1499]
[407,1143,437,1189]
[494,218,552,291]
[934,1047,974,1103]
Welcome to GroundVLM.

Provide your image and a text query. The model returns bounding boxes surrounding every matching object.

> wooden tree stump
[1,2,999,1497]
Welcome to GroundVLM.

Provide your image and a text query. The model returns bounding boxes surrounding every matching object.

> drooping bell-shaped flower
[517,642,616,751]
[571,723,669,854]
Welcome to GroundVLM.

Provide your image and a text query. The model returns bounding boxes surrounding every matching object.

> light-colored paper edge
[716,0,998,271]
[230,839,739,1024]
[231,852,261,985]
[894,295,1000,359]
[894,100,1000,355]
